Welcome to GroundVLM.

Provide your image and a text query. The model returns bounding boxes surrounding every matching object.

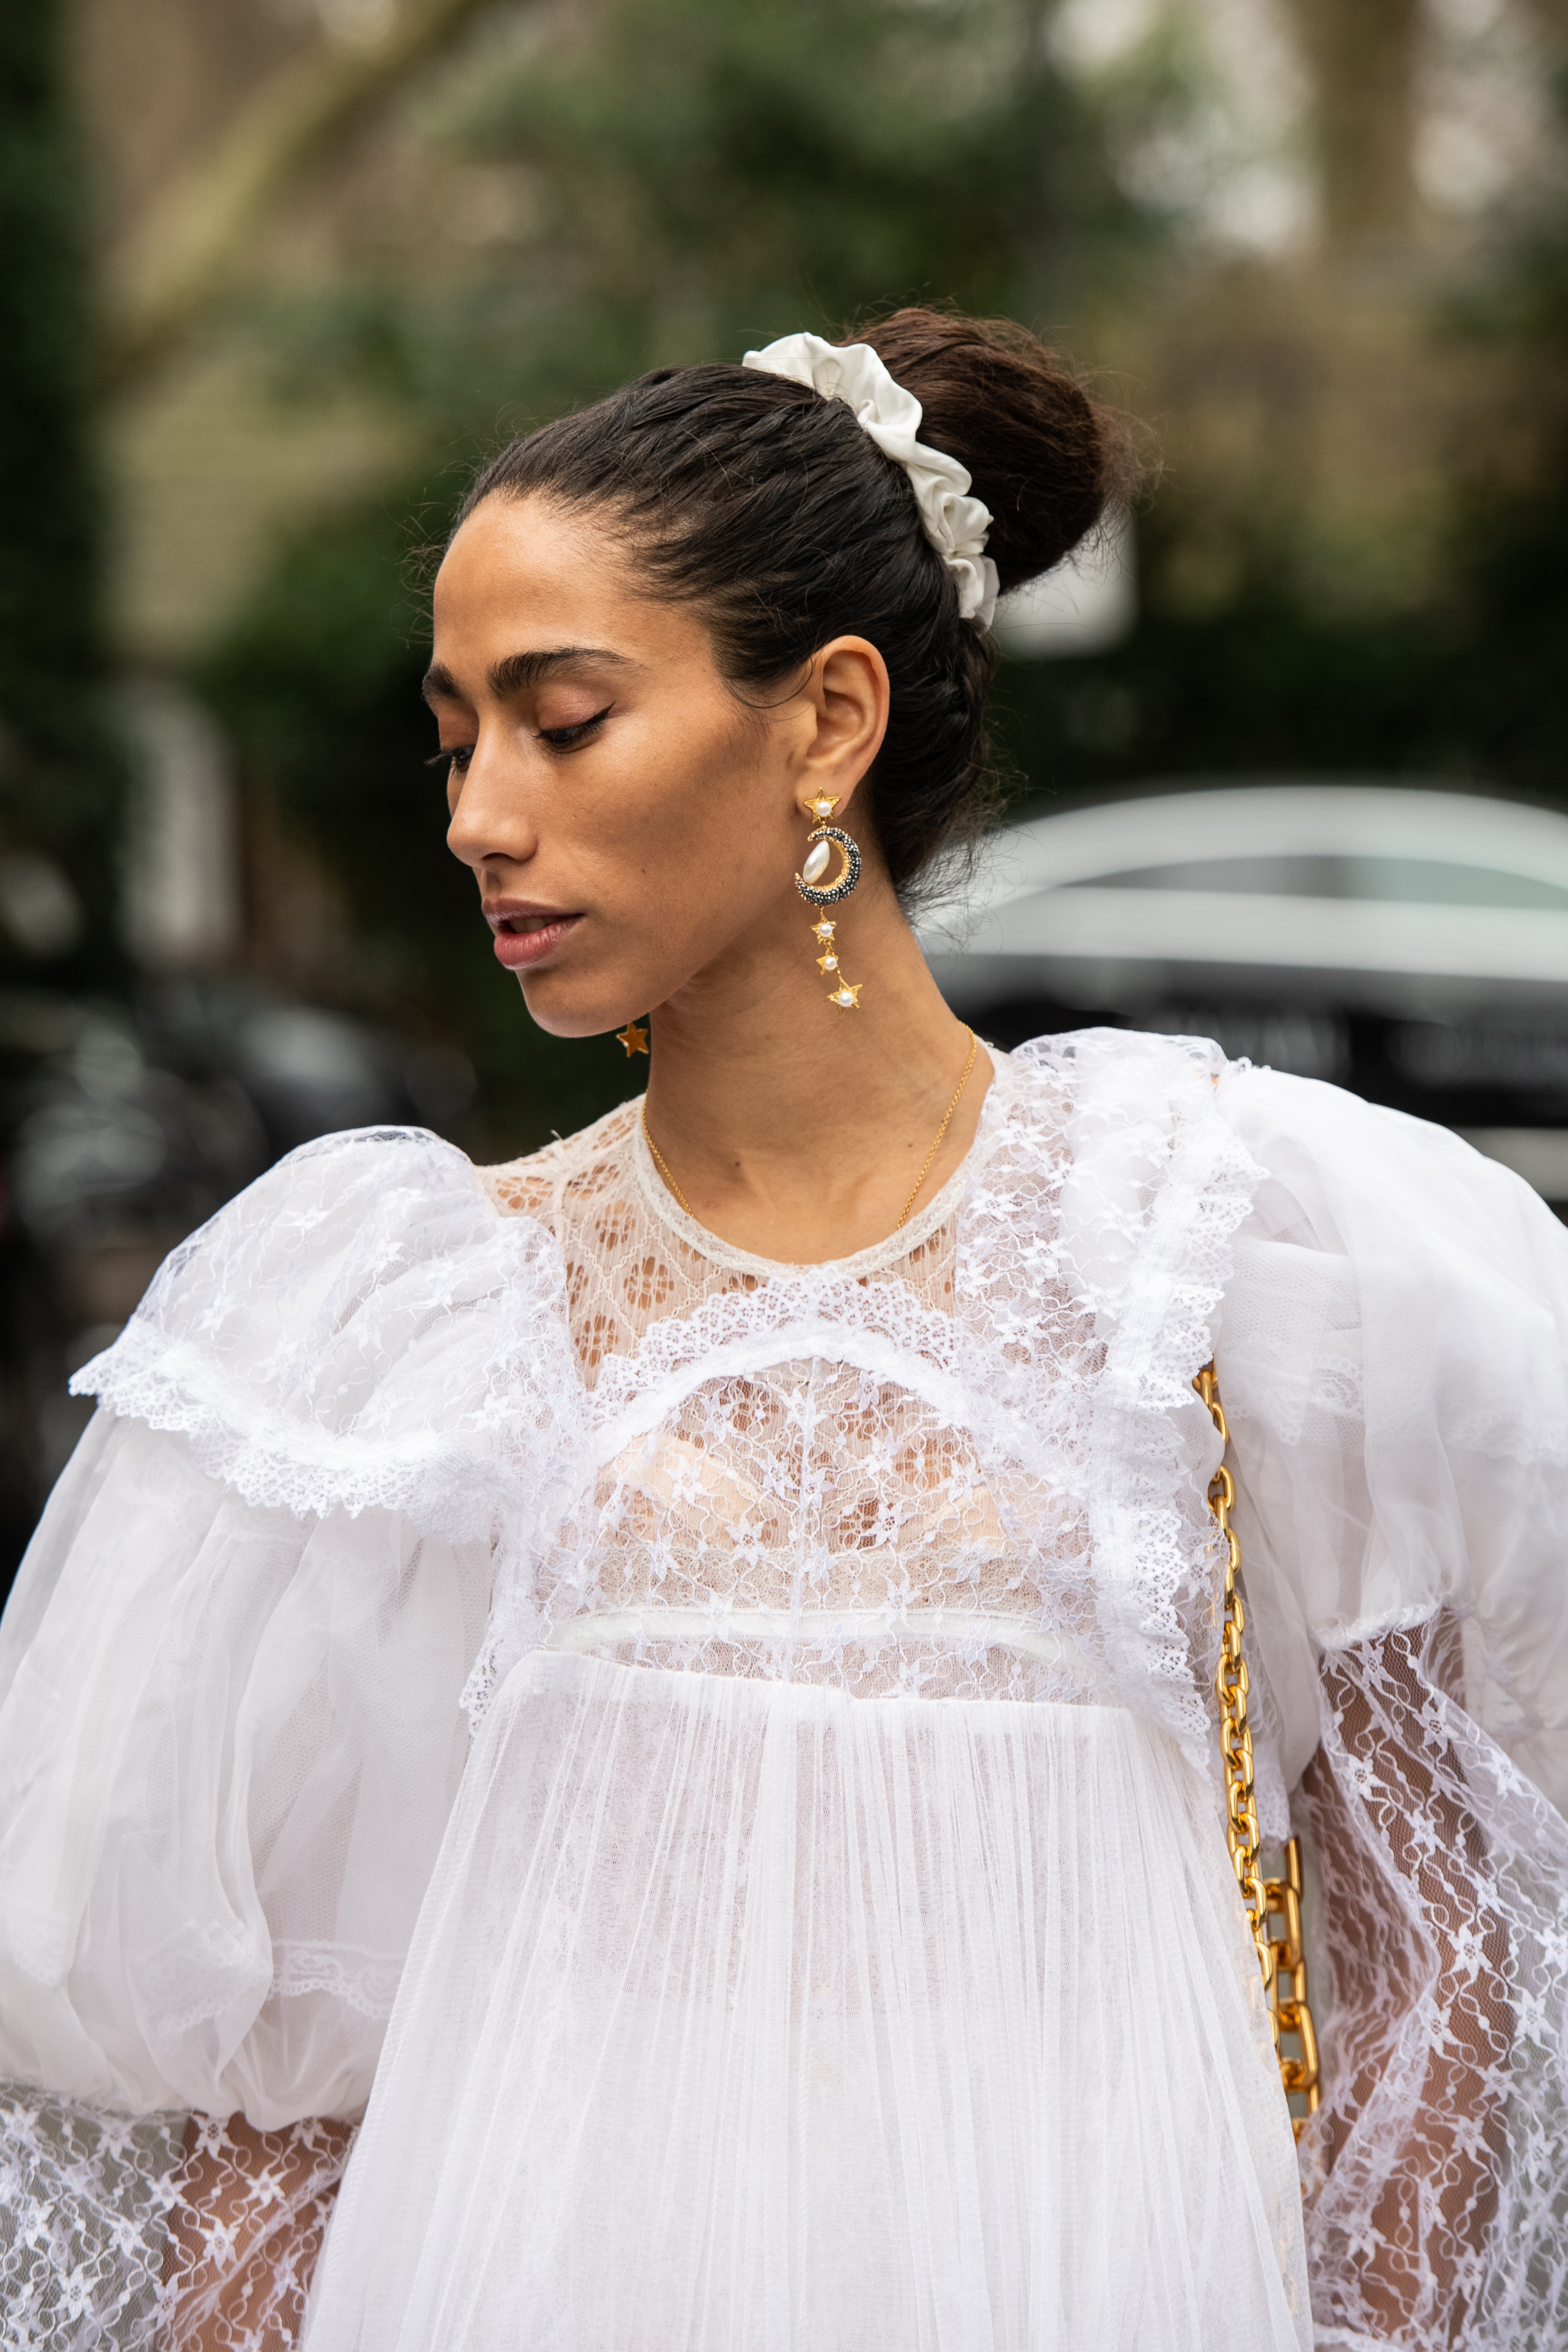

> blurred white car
[921,780,1568,1206]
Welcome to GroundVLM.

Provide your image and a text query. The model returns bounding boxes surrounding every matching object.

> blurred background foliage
[7,0,1568,1158]
[0,0,120,960]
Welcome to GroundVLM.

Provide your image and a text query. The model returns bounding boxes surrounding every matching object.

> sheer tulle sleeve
[0,1411,493,2126]
[1213,1065,1568,2351]
[0,1129,575,2341]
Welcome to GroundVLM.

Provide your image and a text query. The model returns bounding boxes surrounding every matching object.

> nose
[445,739,537,875]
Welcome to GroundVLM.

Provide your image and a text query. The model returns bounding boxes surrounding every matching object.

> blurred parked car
[923,780,1568,1207]
[0,982,475,1594]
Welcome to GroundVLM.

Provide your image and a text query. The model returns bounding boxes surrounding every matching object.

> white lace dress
[2,1030,1567,2350]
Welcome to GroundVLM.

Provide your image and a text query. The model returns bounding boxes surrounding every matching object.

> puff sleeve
[1212,1065,1568,2352]
[0,1127,576,2129]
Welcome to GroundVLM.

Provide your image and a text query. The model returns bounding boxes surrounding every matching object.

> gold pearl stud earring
[794,797,864,1010]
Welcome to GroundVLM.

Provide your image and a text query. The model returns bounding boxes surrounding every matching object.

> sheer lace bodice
[472,1076,1109,1706]
[461,1048,1238,1748]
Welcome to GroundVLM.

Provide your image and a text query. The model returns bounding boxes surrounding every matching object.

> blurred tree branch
[101,0,494,398]
[1282,0,1420,250]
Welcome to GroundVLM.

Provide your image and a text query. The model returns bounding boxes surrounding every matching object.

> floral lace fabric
[1,1030,1566,2344]
[0,2096,351,2349]
[1297,1623,1568,2350]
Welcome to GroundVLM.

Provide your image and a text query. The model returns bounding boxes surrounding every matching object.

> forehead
[432,492,707,667]
[437,493,628,609]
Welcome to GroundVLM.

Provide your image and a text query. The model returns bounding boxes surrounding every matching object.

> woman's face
[427,492,886,1038]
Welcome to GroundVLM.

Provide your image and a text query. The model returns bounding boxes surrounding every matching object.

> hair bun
[846,309,1140,597]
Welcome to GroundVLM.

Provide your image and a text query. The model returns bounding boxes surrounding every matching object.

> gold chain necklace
[641,1028,979,1235]
[640,1114,694,1216]
[894,1026,979,1228]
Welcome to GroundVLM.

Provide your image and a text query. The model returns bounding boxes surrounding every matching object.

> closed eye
[539,703,614,751]
[425,701,613,772]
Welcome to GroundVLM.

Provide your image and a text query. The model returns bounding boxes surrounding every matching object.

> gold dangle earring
[794,792,863,1010]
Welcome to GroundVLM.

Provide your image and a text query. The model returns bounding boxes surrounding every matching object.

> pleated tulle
[304,1652,1309,2351]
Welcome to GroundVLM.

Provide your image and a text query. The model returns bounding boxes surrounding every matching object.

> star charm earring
[794,809,864,1010]
[616,1019,649,1056]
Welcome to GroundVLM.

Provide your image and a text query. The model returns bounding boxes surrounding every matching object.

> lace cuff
[1301,1615,1568,2348]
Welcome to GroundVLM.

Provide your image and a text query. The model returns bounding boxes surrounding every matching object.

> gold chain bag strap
[1195,1362,1322,2142]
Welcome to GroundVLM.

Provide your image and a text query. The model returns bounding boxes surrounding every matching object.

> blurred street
[4,0,1568,1584]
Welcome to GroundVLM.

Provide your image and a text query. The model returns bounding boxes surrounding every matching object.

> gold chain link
[1194,1362,1321,2144]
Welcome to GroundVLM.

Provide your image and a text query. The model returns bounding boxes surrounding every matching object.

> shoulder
[1000,1026,1230,1177]
[977,1031,1258,1365]
[102,1122,539,1337]
[1005,1026,1559,1260]
[995,1024,1239,1208]
[1213,1059,1568,1479]
[118,1122,499,1281]
[1005,1023,1222,1100]
[1216,1057,1566,1271]
[70,1125,577,1529]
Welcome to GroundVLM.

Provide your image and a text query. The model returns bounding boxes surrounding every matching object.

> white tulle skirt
[303,1651,1310,2351]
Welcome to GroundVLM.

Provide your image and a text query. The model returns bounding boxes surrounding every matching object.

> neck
[638,874,989,1263]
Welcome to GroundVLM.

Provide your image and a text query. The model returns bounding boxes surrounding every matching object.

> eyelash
[425,704,614,774]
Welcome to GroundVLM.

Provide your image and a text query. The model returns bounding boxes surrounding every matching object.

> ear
[796,638,889,820]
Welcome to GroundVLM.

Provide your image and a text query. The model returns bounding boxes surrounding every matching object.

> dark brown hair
[457,307,1139,894]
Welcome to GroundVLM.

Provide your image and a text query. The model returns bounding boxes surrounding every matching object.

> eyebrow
[421,646,633,705]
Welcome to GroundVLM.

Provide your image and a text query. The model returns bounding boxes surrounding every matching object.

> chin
[517,973,641,1041]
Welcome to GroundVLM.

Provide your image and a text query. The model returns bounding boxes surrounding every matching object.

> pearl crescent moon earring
[794,793,863,1010]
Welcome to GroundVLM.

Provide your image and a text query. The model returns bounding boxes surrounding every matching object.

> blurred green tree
[0,0,119,969]
[993,131,1568,824]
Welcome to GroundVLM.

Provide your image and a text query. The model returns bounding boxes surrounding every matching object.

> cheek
[611,710,781,877]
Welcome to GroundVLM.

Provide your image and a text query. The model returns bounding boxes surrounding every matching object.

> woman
[1,309,1566,2351]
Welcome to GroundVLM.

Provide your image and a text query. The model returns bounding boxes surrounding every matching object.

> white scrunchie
[742,331,1001,631]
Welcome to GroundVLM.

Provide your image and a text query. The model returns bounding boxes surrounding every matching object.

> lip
[484,904,583,971]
